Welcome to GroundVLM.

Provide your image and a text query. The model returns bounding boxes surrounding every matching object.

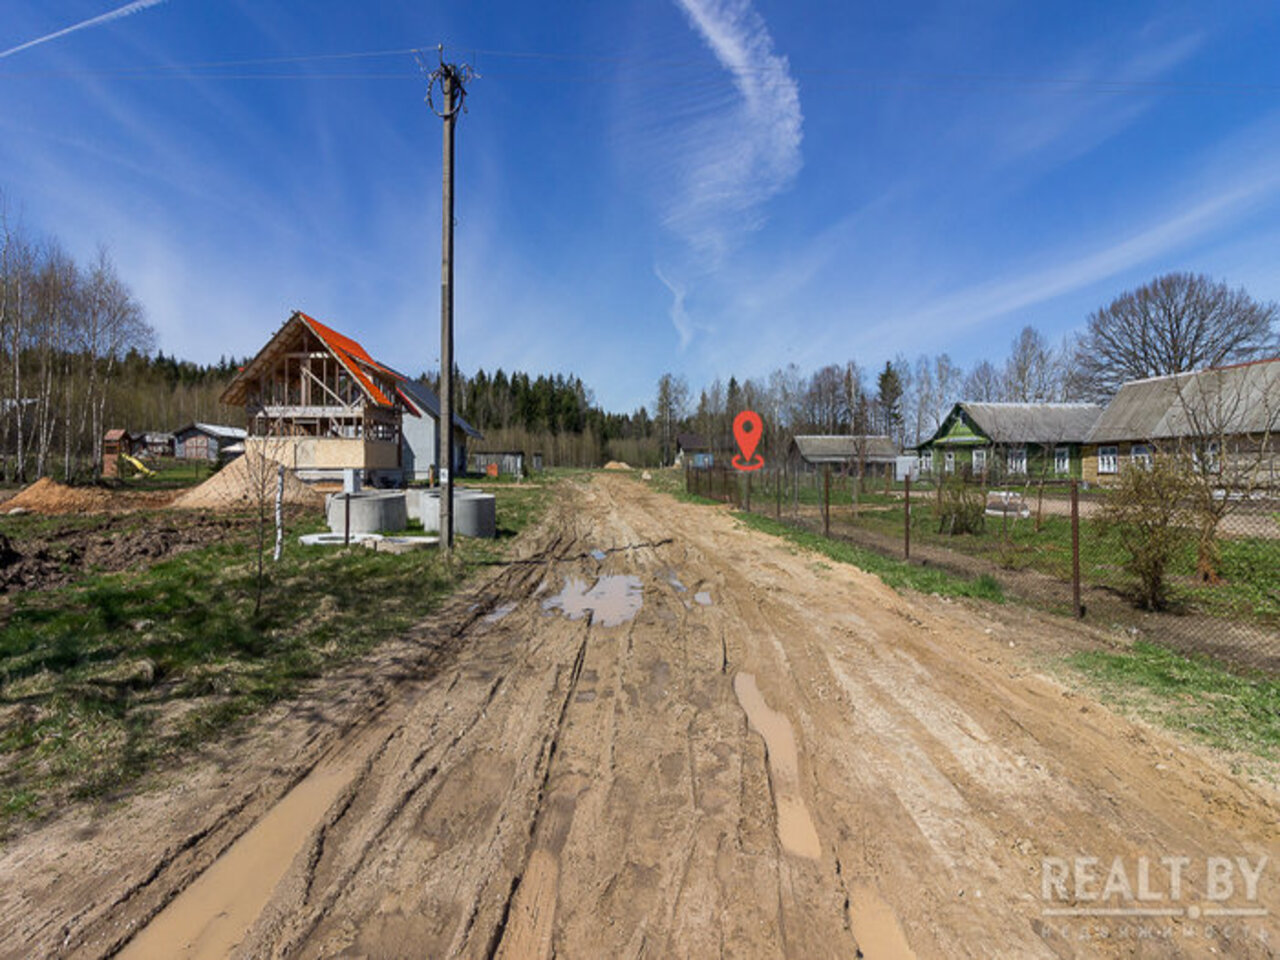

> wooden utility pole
[423,49,473,553]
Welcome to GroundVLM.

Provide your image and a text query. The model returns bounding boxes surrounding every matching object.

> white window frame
[1131,443,1153,469]
[972,448,987,472]
[944,450,955,473]
[1098,446,1118,475]
[1205,440,1220,474]
[920,450,933,474]
[1055,446,1070,475]
[1007,444,1027,475]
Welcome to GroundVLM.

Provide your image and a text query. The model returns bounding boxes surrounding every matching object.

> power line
[1,42,1278,98]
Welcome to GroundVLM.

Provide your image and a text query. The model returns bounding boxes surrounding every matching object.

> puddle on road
[589,549,607,561]
[733,672,821,859]
[694,590,712,606]
[118,752,359,959]
[484,602,517,623]
[663,569,687,592]
[542,575,643,628]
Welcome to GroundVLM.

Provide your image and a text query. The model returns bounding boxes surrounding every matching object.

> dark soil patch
[0,513,250,595]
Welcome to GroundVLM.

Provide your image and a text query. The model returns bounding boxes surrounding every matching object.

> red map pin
[732,410,764,471]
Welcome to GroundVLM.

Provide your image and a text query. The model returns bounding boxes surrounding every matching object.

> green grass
[1067,641,1280,761]
[816,493,1279,628]
[734,511,1005,602]
[0,481,555,835]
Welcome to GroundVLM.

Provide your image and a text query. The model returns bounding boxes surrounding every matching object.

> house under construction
[220,311,478,484]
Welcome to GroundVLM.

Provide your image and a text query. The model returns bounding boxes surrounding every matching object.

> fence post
[904,474,911,560]
[823,464,831,538]
[775,466,781,518]
[343,492,351,547]
[1071,480,1082,618]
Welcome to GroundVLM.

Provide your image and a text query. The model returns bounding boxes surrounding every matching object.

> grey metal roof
[176,422,247,441]
[956,403,1102,444]
[791,435,898,464]
[1086,358,1280,444]
[397,379,483,439]
[676,432,710,452]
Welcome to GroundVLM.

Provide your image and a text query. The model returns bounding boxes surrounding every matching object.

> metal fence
[687,464,1280,673]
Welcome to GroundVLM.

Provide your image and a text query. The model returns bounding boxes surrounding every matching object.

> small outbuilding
[174,422,248,461]
[101,429,137,478]
[140,432,175,457]
[675,433,713,468]
[471,450,525,477]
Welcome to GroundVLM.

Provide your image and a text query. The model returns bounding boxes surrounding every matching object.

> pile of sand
[5,477,114,515]
[602,461,632,471]
[172,454,324,510]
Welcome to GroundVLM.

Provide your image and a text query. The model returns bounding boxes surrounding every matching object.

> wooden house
[1082,358,1280,487]
[221,311,480,484]
[915,403,1103,481]
[789,435,898,477]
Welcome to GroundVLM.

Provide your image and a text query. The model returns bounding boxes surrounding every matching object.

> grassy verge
[1066,641,1280,764]
[0,482,554,834]
[734,511,1004,602]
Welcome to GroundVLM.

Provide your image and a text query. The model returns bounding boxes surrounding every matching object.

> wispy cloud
[666,0,803,260]
[654,265,693,349]
[873,159,1280,345]
[0,0,170,60]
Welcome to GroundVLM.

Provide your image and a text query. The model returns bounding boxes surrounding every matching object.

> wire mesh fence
[687,464,1280,673]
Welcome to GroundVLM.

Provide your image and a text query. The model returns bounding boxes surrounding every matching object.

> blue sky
[3,1,1280,412]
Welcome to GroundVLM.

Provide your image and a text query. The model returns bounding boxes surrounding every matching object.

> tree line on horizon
[4,187,1276,479]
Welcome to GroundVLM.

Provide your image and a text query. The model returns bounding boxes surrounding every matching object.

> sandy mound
[602,461,632,471]
[5,477,114,515]
[173,454,323,510]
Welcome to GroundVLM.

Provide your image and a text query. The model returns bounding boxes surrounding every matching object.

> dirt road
[2,473,1276,958]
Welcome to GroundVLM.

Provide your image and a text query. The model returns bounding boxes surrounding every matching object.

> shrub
[936,476,985,535]
[1097,455,1195,611]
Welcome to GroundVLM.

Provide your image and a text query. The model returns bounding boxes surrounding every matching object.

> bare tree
[1168,362,1280,582]
[963,359,1004,402]
[655,372,688,466]
[1071,273,1278,401]
[1004,325,1063,402]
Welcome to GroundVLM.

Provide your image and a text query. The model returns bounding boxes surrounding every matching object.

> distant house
[1082,358,1280,487]
[789,435,898,478]
[141,432,175,457]
[175,423,247,461]
[915,403,1103,480]
[220,310,481,484]
[675,433,713,468]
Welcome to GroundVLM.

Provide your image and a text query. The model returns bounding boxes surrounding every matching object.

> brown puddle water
[732,672,821,859]
[541,575,643,628]
[118,754,359,959]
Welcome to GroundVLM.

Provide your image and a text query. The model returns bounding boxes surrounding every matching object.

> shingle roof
[791,435,898,463]
[1086,358,1280,444]
[397,378,483,439]
[955,403,1102,444]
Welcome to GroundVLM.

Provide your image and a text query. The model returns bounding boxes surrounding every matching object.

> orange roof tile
[297,312,394,407]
